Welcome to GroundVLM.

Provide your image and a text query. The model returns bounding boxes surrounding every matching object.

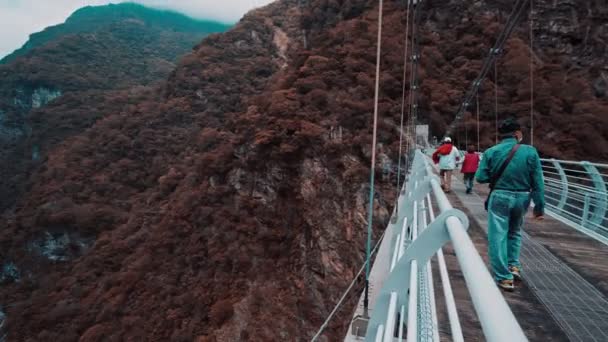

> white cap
[443,137,452,143]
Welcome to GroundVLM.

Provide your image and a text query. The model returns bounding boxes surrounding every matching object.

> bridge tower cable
[405,1,420,171]
[364,0,385,317]
[529,0,535,146]
[396,0,413,198]
[494,61,498,144]
[476,93,480,151]
[408,0,422,154]
[445,0,530,137]
[465,117,469,148]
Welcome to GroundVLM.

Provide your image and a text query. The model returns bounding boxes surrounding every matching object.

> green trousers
[487,190,530,281]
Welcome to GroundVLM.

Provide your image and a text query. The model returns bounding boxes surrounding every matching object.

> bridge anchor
[350,315,369,337]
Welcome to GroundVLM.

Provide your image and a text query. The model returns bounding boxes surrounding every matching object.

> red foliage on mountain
[0,0,607,341]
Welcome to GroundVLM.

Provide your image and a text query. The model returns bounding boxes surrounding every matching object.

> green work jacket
[475,138,545,215]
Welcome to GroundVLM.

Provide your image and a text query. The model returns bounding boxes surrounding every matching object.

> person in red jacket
[461,144,480,194]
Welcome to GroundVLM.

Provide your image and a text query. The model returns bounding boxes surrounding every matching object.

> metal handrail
[545,193,594,207]
[542,164,608,179]
[540,158,608,245]
[544,187,585,200]
[427,193,463,342]
[543,170,597,183]
[545,195,599,215]
[545,179,606,197]
[356,150,526,342]
[541,158,608,168]
[546,204,608,234]
[543,164,608,177]
[545,178,597,191]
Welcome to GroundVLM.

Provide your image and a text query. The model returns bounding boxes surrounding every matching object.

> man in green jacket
[475,118,545,291]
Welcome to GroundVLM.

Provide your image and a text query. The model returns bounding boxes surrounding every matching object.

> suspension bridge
[311,0,608,340]
[333,150,608,341]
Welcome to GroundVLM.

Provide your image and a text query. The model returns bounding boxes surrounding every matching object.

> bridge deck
[441,173,608,341]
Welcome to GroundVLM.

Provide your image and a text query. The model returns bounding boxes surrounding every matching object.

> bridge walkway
[441,171,608,342]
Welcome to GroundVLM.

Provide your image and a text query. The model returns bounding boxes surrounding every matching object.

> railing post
[383,292,398,342]
[582,162,607,226]
[582,195,591,228]
[551,159,568,211]
[406,260,418,341]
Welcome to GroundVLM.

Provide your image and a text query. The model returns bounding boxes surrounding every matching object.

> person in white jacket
[432,137,460,193]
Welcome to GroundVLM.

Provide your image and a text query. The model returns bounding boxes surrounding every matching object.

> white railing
[541,158,608,245]
[346,149,527,341]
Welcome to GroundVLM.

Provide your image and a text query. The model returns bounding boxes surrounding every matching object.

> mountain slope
[0,3,230,212]
[0,0,607,341]
[0,2,229,64]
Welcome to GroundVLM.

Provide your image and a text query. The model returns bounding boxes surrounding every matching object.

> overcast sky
[0,0,275,59]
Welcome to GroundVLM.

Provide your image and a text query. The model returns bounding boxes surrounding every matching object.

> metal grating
[521,235,608,342]
[417,263,434,342]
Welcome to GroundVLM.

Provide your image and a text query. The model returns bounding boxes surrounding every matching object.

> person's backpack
[484,144,521,211]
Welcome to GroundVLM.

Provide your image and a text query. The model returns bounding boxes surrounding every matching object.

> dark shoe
[466,189,472,194]
[497,279,514,292]
[509,266,522,281]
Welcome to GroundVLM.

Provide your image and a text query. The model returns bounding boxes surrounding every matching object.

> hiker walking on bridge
[461,144,480,194]
[475,118,545,291]
[432,137,460,193]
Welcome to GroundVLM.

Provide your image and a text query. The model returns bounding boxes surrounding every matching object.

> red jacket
[461,152,480,173]
[432,143,454,164]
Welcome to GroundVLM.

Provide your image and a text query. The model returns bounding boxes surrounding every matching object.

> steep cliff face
[0,0,606,341]
[0,3,230,212]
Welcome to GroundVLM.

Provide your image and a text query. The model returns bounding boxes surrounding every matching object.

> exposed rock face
[30,88,62,109]
[28,231,93,262]
[9,87,63,116]
[0,0,606,341]
[0,263,19,284]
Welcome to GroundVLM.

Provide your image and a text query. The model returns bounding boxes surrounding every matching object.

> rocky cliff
[0,0,606,341]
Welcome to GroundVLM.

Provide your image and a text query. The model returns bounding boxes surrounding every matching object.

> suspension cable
[446,0,530,136]
[494,61,498,144]
[465,117,469,148]
[405,2,420,170]
[529,0,534,146]
[310,227,388,342]
[408,1,422,150]
[396,0,413,197]
[364,0,384,316]
[476,93,480,151]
